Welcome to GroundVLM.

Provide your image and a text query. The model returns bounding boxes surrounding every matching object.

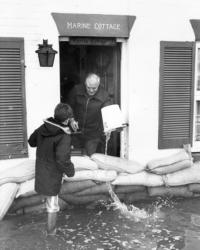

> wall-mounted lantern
[35,39,57,67]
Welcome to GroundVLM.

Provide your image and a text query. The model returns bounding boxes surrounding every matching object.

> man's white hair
[85,73,100,85]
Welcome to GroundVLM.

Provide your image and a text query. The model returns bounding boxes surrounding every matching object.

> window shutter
[0,38,28,159]
[159,41,195,149]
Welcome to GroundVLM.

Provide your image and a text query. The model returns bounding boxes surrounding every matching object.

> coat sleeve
[102,93,113,108]
[55,135,75,177]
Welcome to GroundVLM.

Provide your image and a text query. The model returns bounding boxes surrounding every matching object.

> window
[0,38,28,159]
[158,41,195,149]
[193,42,200,151]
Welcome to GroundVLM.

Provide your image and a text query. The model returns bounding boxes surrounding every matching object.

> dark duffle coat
[67,84,112,140]
[28,117,75,196]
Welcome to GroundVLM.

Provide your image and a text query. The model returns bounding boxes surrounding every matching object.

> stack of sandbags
[10,157,117,214]
[59,179,110,205]
[4,153,200,218]
[147,161,200,198]
[144,149,196,199]
[0,159,35,220]
[57,170,117,205]
[146,149,192,175]
[164,161,200,186]
[9,194,69,215]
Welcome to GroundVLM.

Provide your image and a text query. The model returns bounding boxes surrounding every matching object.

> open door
[60,38,121,156]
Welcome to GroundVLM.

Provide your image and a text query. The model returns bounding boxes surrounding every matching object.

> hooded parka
[28,118,74,196]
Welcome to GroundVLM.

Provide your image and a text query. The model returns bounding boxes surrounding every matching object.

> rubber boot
[47,212,57,235]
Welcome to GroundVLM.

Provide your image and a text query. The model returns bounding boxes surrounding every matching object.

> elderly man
[68,73,112,156]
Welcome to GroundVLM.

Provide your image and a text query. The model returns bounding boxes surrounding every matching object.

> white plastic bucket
[101,104,126,133]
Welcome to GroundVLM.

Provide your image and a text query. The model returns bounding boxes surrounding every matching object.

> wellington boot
[47,212,57,235]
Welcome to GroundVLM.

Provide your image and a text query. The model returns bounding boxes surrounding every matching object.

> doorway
[59,38,121,156]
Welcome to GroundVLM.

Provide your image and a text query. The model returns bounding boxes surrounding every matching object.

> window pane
[196,101,200,141]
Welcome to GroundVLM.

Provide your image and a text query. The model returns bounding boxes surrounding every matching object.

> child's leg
[46,195,60,234]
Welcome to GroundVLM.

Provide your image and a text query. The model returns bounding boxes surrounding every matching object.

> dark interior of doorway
[59,40,121,156]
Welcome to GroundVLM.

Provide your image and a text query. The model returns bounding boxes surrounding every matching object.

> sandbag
[71,156,98,171]
[0,159,35,186]
[115,185,146,194]
[63,170,117,182]
[15,197,69,215]
[91,153,145,174]
[16,178,36,198]
[0,182,19,220]
[112,171,164,186]
[124,191,149,203]
[75,183,111,196]
[188,183,200,193]
[10,194,46,212]
[149,159,192,175]
[60,193,109,205]
[60,180,96,194]
[164,162,200,186]
[146,150,191,171]
[148,186,193,197]
[16,203,46,215]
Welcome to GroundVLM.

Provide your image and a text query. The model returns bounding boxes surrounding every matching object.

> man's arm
[102,93,113,108]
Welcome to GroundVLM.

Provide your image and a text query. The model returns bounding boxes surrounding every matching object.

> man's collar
[77,84,105,101]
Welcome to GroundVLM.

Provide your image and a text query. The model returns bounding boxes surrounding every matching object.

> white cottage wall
[126,0,198,164]
[0,0,200,168]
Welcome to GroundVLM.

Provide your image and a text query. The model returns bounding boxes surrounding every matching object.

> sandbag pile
[146,149,192,174]
[0,160,35,220]
[146,149,200,198]
[1,150,200,220]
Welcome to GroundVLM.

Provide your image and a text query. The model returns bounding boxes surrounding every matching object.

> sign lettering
[52,13,136,38]
[66,22,120,31]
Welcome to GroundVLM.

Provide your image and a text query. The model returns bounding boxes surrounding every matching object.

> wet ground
[1,197,200,250]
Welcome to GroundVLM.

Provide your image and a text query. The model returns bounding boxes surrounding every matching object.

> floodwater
[1,197,200,250]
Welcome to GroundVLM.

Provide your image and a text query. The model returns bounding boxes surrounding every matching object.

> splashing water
[105,131,111,155]
[106,182,149,222]
[104,131,165,222]
[104,131,150,222]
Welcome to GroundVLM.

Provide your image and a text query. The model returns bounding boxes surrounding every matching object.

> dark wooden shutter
[159,41,195,149]
[0,38,27,159]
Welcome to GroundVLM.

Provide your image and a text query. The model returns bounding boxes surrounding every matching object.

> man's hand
[62,127,71,134]
[70,118,79,132]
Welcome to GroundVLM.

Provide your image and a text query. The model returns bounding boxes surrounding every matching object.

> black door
[60,39,121,156]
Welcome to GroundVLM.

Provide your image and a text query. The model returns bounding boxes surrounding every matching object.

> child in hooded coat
[28,103,75,234]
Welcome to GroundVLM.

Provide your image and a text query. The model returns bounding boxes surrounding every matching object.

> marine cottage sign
[52,13,136,38]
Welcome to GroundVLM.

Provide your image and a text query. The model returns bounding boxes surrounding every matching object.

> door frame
[59,37,122,156]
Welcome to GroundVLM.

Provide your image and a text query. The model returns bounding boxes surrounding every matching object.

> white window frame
[192,41,200,151]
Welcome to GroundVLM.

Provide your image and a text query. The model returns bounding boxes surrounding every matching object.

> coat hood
[40,117,69,137]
